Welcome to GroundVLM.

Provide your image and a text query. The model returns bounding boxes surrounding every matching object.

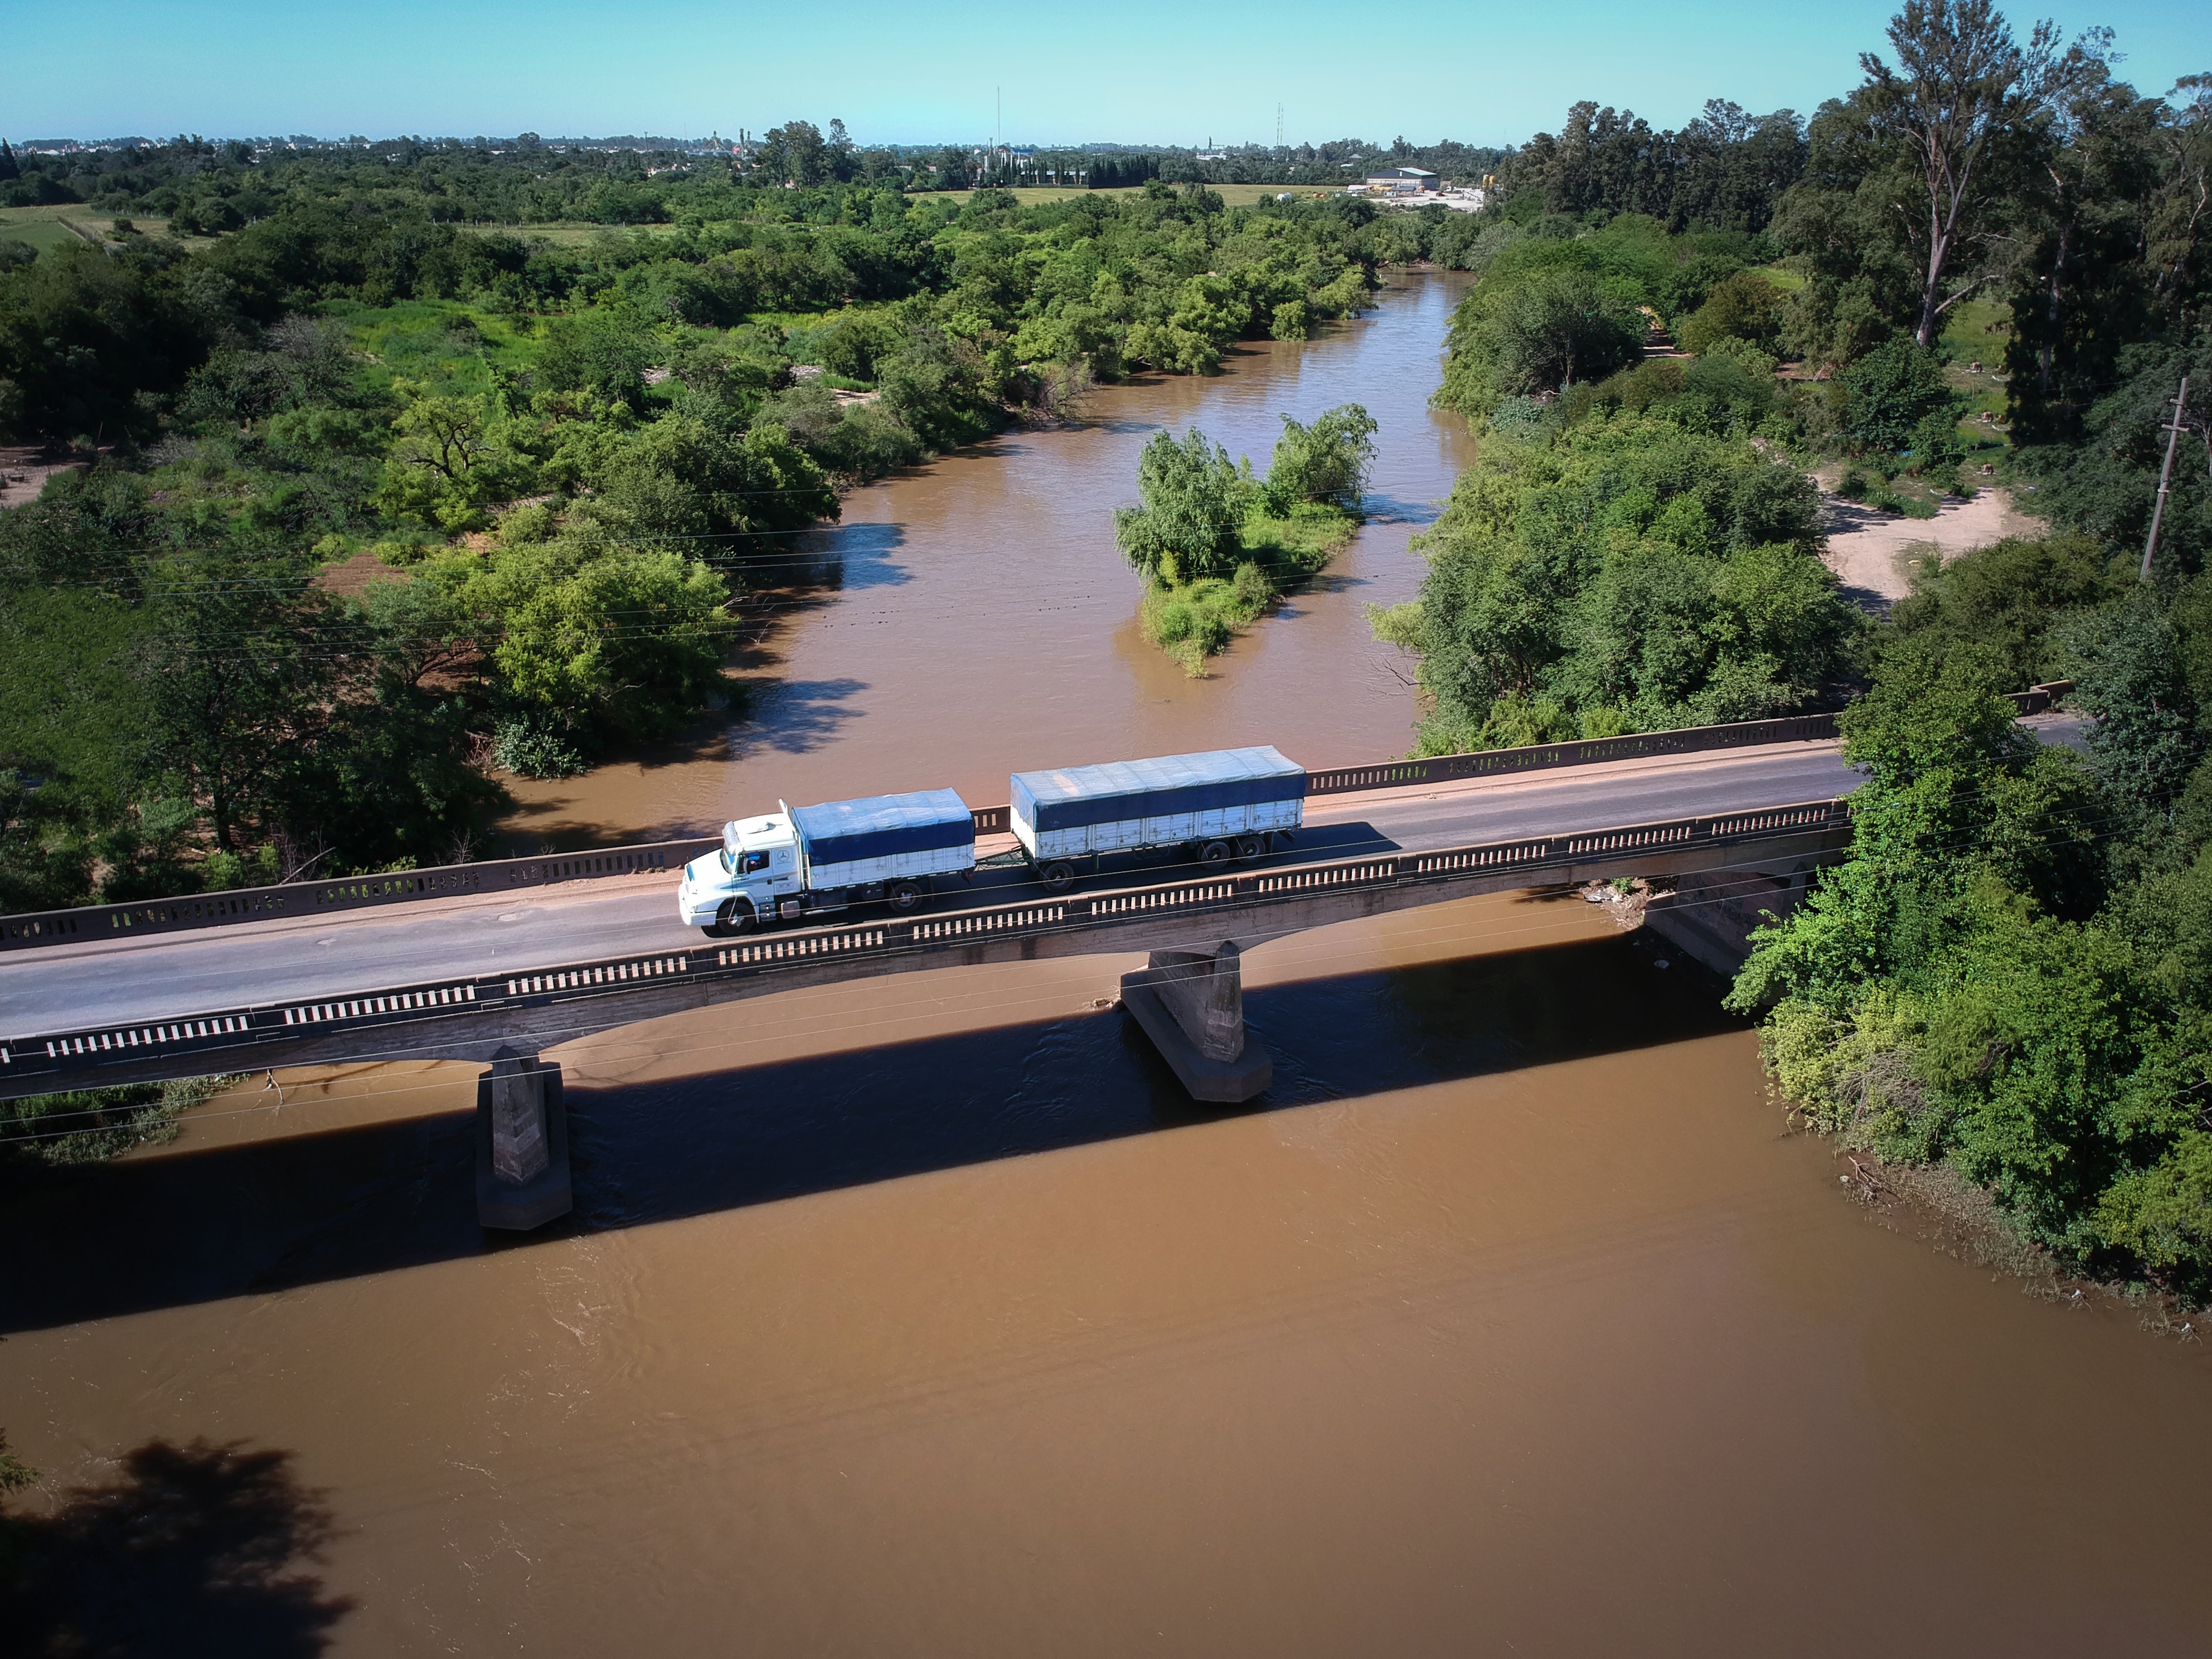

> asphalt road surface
[1,736,1892,1038]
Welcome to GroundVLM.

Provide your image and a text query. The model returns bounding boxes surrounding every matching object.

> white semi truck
[677,748,1308,935]
[676,788,975,937]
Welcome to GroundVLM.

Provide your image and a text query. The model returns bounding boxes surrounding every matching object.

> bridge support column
[1120,939,1271,1103]
[1643,862,1816,976]
[476,1046,573,1231]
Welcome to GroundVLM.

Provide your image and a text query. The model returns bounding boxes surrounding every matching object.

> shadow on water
[729,676,870,756]
[0,1440,352,1658]
[0,933,1741,1334]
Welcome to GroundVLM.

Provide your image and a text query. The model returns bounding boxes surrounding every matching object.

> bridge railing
[0,839,722,954]
[1,798,1852,1095]
[1303,712,1840,797]
[0,713,1857,957]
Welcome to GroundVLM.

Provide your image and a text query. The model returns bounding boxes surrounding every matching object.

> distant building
[1363,166,1439,193]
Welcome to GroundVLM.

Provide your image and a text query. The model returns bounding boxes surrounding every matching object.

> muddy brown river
[4,278,2209,1655]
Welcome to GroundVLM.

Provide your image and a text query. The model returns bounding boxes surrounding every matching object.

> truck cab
[676,811,801,934]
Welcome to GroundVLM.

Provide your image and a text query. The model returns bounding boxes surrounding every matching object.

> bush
[1678,270,1784,355]
[1844,338,1958,454]
[492,714,589,779]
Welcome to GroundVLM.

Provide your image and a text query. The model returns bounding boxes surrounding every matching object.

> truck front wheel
[710,898,757,938]
[888,879,924,911]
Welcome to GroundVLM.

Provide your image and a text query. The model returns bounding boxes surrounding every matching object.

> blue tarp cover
[793,788,973,866]
[1011,747,1306,833]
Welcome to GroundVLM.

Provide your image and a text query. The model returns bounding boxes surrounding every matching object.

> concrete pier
[1643,865,1814,976]
[1120,940,1272,1103]
[475,1047,573,1230]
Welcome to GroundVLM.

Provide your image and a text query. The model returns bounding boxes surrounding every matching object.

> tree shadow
[1,1439,352,1658]
[727,676,870,755]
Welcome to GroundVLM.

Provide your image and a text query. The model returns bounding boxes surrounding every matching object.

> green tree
[1113,428,1252,584]
[1841,337,1958,452]
[433,544,733,744]
[1856,0,2070,348]
[1263,404,1378,512]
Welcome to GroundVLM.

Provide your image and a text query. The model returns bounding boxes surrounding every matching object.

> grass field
[506,220,688,247]
[926,183,1341,208]
[0,203,203,254]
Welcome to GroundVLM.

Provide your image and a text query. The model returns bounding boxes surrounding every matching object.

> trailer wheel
[1236,834,1264,860]
[710,898,757,938]
[1200,839,1233,867]
[888,879,923,911]
[1040,860,1076,892]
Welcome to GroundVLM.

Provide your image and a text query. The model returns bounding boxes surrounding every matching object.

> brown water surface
[3,897,2209,1655]
[497,272,1478,848]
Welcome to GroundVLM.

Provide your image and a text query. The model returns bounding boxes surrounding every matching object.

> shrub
[1844,338,1958,454]
[492,714,589,779]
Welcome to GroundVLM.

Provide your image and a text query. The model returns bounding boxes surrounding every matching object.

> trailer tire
[1040,860,1076,892]
[1200,839,1233,867]
[710,898,756,938]
[1236,834,1264,859]
[888,879,923,911]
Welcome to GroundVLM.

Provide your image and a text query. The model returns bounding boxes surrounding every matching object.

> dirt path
[1819,486,2048,610]
[0,445,89,511]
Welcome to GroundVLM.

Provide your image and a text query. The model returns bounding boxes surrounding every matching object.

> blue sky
[10,0,2205,148]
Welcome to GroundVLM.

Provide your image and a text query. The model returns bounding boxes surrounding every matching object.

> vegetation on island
[1114,405,1374,673]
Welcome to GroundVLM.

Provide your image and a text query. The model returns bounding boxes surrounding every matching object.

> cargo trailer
[1010,746,1306,890]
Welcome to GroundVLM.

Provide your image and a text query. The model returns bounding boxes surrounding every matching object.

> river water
[4,278,2209,1655]
[496,271,1481,847]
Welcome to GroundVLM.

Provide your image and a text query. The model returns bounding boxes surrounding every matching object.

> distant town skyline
[13,0,2206,149]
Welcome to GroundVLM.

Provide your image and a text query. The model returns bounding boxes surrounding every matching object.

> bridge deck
[2,738,1859,1041]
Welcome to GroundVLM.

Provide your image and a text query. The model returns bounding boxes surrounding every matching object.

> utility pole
[2141,376,2191,581]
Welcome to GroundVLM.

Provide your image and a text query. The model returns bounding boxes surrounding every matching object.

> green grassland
[930,183,1340,209]
[0,204,200,253]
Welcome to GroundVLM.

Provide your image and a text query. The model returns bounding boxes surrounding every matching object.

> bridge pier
[475,1046,573,1230]
[1642,861,1818,976]
[1120,940,1272,1103]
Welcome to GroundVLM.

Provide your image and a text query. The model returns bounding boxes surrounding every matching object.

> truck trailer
[677,787,975,936]
[1011,746,1306,890]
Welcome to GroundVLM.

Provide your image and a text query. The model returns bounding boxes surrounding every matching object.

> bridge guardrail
[0,714,1857,956]
[1303,713,1841,797]
[1,838,723,954]
[0,797,1852,1094]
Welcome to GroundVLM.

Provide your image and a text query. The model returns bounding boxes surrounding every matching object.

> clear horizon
[8,0,2204,152]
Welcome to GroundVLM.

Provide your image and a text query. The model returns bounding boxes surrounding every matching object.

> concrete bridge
[0,721,1874,1107]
